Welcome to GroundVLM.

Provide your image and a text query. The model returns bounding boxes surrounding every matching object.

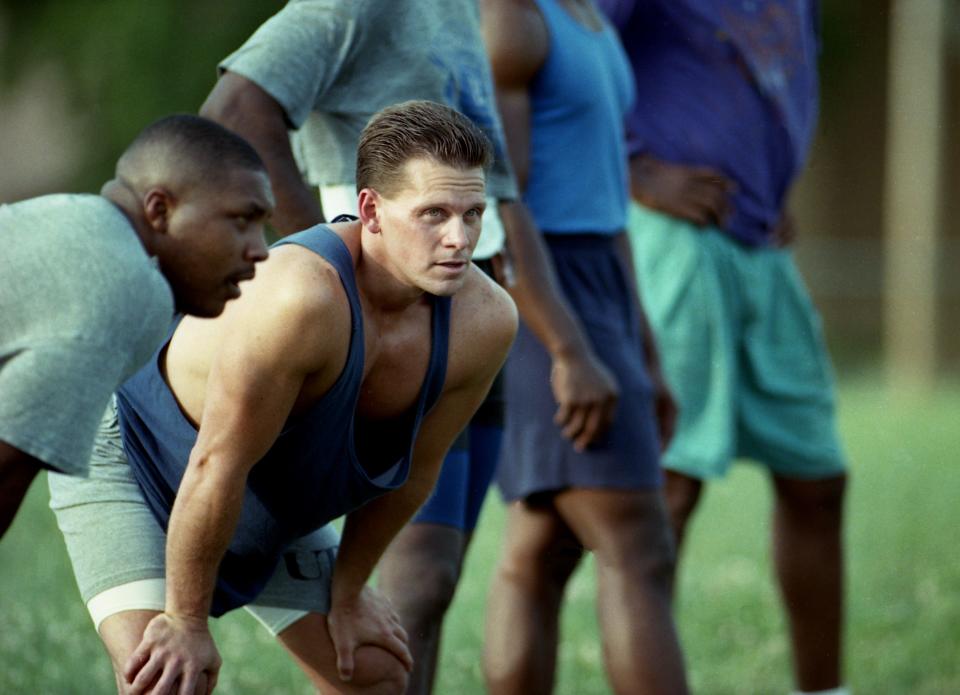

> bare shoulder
[222,243,352,373]
[480,0,548,84]
[447,265,518,386]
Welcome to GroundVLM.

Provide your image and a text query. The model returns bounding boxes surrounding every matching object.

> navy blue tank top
[118,225,451,615]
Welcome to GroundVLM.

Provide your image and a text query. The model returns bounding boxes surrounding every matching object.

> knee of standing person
[499,528,583,591]
[773,473,848,517]
[383,550,462,630]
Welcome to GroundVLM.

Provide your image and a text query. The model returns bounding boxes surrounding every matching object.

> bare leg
[663,469,703,549]
[277,612,409,694]
[0,441,43,539]
[771,474,847,692]
[379,523,466,695]
[483,500,583,695]
[554,488,688,695]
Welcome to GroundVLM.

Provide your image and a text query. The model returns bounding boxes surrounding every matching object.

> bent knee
[350,645,410,695]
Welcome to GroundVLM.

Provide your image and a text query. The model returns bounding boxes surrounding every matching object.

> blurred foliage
[0,0,281,190]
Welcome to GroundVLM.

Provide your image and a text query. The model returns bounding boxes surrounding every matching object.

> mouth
[226,268,256,294]
[436,259,468,272]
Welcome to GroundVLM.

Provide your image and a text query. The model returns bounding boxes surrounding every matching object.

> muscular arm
[201,72,325,235]
[482,0,619,450]
[327,274,518,680]
[125,253,343,695]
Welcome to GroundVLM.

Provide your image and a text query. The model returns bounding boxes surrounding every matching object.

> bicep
[188,266,334,477]
[201,72,292,139]
[193,337,305,477]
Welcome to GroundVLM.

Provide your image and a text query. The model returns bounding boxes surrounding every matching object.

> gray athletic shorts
[48,398,340,636]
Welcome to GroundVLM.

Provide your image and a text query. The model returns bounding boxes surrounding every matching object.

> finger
[392,623,409,645]
[688,182,730,226]
[205,668,218,695]
[383,633,415,672]
[687,164,728,181]
[123,645,151,683]
[336,641,355,682]
[674,200,711,227]
[573,404,606,451]
[148,663,181,695]
[128,655,163,694]
[175,669,200,695]
[560,405,588,443]
[553,401,572,428]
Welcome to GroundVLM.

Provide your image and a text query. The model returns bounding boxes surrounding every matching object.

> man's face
[372,157,486,297]
[158,167,273,317]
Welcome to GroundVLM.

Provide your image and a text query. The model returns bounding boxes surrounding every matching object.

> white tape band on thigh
[87,578,166,633]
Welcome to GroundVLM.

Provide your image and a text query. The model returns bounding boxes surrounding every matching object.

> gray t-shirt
[219,0,517,201]
[0,194,173,474]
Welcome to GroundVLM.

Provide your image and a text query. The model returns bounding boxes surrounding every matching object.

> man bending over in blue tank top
[48,100,517,695]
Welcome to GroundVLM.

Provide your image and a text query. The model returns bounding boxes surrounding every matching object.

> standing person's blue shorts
[497,233,663,502]
[628,202,846,479]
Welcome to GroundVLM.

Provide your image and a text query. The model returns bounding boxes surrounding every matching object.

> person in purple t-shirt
[597,2,849,695]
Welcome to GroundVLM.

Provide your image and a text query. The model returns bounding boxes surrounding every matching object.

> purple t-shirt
[596,0,820,246]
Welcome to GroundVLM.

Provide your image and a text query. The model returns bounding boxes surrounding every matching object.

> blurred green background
[1,1,959,693]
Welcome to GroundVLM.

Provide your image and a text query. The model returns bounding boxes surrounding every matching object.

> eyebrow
[242,202,270,219]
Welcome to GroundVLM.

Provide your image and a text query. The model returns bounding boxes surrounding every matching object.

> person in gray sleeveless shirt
[0,114,272,540]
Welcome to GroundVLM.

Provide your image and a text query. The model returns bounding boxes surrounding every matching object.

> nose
[245,230,270,263]
[443,220,470,251]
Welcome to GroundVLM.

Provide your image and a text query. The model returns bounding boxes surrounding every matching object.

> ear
[142,187,174,235]
[357,188,382,234]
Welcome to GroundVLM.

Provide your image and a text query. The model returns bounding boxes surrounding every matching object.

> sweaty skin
[116,157,517,695]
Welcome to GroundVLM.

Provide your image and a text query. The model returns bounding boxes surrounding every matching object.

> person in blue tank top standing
[48,101,518,695]
[596,2,849,694]
[480,1,689,693]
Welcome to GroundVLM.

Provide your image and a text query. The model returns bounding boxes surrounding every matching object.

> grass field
[1,373,958,694]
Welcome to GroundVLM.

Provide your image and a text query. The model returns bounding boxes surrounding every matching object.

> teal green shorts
[628,203,846,480]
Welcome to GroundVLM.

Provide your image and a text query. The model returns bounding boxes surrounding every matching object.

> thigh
[552,487,675,562]
[500,499,583,577]
[48,399,167,608]
[738,252,847,478]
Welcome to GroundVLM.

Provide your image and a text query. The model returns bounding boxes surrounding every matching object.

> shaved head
[116,114,266,195]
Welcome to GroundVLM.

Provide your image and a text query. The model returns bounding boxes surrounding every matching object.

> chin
[429,278,468,297]
[175,298,228,319]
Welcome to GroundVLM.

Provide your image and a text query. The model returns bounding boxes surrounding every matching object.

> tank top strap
[271,224,362,325]
[423,294,451,413]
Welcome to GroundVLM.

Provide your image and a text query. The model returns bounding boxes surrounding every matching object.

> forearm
[332,476,436,601]
[164,454,246,620]
[499,200,595,361]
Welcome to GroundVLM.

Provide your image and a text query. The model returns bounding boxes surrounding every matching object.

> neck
[100,178,154,255]
[354,227,429,316]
